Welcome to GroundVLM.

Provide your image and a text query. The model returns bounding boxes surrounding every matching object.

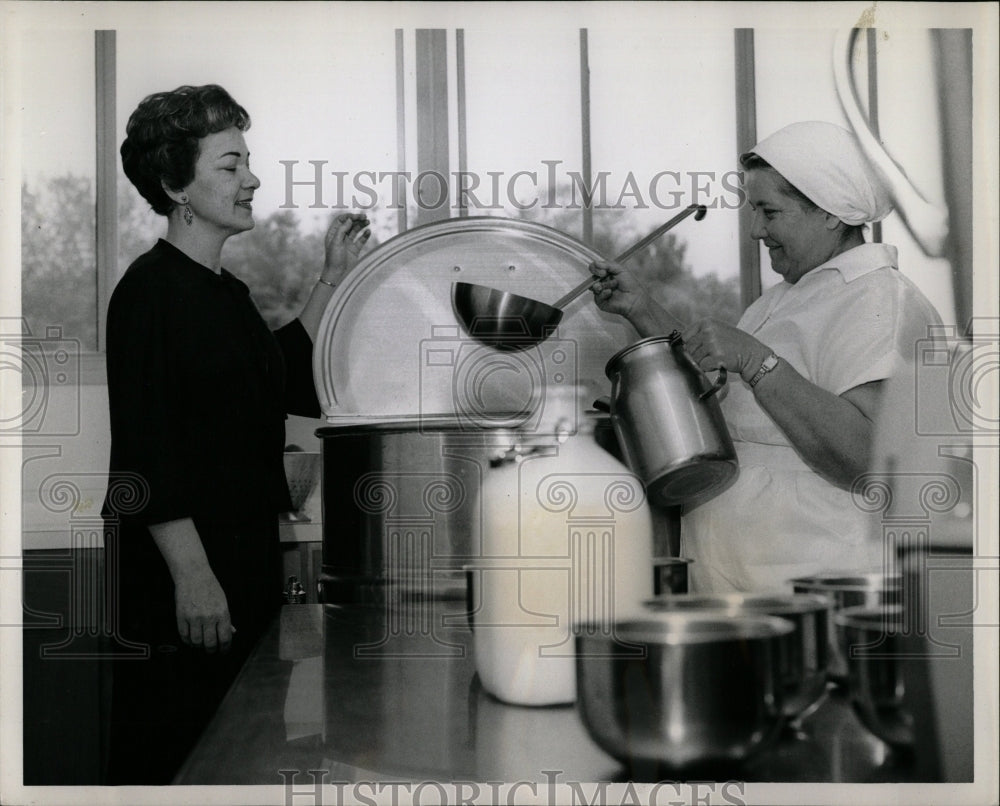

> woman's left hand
[322,212,371,282]
[682,319,771,384]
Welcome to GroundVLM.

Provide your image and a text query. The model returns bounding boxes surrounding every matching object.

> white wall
[21,382,324,550]
[21,384,110,549]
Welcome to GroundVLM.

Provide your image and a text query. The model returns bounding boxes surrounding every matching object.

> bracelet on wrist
[747,353,780,388]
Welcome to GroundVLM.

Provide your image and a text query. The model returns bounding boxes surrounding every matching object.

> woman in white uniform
[590,121,942,592]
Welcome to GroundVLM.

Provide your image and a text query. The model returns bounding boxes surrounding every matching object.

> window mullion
[415,29,450,225]
[579,28,593,247]
[734,28,760,310]
[95,30,117,354]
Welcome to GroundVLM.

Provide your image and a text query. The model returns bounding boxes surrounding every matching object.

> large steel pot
[316,413,632,603]
[309,217,684,602]
[575,613,792,770]
[834,605,914,748]
[601,332,738,507]
[318,417,513,603]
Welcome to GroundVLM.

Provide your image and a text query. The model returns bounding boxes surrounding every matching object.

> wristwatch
[747,353,779,388]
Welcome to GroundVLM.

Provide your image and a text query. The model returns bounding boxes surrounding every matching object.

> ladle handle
[551,204,708,309]
[592,396,612,413]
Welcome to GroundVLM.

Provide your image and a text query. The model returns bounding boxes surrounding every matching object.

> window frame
[81,25,764,385]
[73,30,115,385]
[79,29,116,384]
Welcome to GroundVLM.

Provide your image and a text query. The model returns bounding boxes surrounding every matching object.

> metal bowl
[789,573,901,684]
[643,593,832,721]
[451,206,707,354]
[575,613,792,770]
[451,282,563,353]
[283,451,320,512]
[834,605,913,748]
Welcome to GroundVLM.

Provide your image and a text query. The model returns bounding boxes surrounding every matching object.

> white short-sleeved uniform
[682,243,942,593]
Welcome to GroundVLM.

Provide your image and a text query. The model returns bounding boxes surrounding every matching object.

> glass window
[874,28,955,323]
[754,28,852,293]
[462,28,583,235]
[463,25,741,326]
[20,29,97,350]
[588,26,741,325]
[116,25,398,327]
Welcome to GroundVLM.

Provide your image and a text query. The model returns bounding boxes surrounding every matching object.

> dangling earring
[179,194,193,226]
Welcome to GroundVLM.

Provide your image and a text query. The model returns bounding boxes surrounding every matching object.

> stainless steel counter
[175,601,932,786]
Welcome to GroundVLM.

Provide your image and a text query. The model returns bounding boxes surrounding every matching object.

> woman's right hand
[589,258,647,322]
[588,258,685,339]
[173,570,234,653]
[322,212,371,282]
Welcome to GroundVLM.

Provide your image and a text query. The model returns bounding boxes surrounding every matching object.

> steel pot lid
[315,408,611,434]
[313,217,633,420]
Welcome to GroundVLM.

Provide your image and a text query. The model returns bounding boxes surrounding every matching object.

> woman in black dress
[102,84,369,784]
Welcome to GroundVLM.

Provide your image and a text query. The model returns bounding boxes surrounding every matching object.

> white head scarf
[743,121,894,225]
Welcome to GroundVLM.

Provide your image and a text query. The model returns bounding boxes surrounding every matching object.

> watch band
[748,353,779,388]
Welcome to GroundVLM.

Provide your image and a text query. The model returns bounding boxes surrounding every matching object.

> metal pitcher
[600,331,738,507]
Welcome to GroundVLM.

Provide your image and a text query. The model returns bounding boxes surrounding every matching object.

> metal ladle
[452,204,707,351]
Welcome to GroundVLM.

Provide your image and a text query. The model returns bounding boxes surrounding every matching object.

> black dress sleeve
[104,273,195,526]
[273,318,322,418]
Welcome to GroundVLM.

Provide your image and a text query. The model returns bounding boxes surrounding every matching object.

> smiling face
[179,126,260,236]
[744,168,844,284]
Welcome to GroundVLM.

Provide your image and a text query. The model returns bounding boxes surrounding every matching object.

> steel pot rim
[643,591,832,616]
[575,612,794,645]
[833,604,905,630]
[316,413,611,438]
[790,573,902,594]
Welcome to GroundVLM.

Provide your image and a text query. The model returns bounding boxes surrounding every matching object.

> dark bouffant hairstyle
[121,84,251,215]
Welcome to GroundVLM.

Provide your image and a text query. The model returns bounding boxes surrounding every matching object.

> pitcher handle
[667,330,728,400]
[699,367,727,400]
[592,396,612,413]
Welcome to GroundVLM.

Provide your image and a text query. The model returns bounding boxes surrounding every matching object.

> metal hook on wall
[833,27,950,258]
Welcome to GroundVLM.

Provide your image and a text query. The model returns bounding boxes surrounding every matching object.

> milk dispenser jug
[473,413,654,705]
